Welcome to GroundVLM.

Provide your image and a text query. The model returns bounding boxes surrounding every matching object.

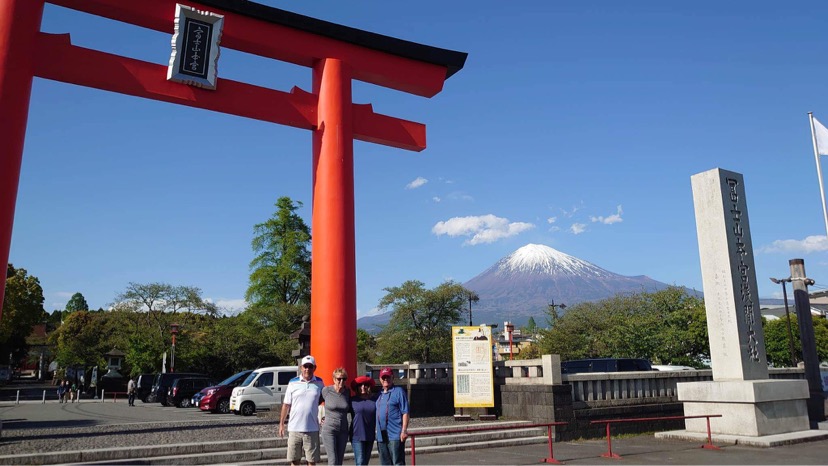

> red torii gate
[0,0,466,383]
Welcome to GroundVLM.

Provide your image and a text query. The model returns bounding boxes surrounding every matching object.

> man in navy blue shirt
[375,367,409,465]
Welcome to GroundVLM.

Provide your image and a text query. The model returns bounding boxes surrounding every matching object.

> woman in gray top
[320,368,352,465]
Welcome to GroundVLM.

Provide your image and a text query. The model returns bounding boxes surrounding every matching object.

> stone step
[30,423,547,466]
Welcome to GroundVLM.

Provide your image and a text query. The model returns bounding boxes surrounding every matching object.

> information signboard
[452,325,494,408]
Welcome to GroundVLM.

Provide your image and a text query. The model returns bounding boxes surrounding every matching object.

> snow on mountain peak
[497,243,613,277]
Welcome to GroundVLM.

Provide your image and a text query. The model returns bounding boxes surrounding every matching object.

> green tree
[536,287,709,366]
[357,328,377,363]
[246,197,312,309]
[525,316,537,334]
[65,292,89,313]
[375,280,468,363]
[50,310,107,369]
[0,264,46,367]
[763,315,828,367]
[110,282,219,374]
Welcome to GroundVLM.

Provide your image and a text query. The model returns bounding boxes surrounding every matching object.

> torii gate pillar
[0,0,44,316]
[311,58,358,379]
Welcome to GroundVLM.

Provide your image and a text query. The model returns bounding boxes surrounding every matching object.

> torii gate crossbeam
[0,0,466,384]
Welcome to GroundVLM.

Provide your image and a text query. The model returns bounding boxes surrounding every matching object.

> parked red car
[198,370,252,414]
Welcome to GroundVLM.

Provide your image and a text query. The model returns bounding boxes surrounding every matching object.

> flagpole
[808,112,828,238]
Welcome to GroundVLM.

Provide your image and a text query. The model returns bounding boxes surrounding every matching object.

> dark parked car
[150,372,206,406]
[168,377,214,408]
[561,358,653,374]
[198,369,253,414]
[136,373,155,403]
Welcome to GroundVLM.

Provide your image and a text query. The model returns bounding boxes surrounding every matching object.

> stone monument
[680,168,810,436]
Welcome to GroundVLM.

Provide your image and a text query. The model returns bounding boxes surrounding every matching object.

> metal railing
[406,422,568,465]
[590,414,722,459]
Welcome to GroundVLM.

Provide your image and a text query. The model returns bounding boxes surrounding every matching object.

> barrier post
[600,422,621,459]
[101,389,105,402]
[41,390,45,404]
[410,435,417,465]
[541,425,562,464]
[701,415,721,450]
[16,390,19,404]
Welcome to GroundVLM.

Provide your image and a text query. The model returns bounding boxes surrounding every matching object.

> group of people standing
[279,355,410,466]
[56,380,78,403]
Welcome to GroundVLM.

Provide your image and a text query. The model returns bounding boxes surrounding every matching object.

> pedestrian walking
[127,377,136,406]
[57,380,66,403]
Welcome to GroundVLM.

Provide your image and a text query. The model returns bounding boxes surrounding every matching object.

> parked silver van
[229,366,297,416]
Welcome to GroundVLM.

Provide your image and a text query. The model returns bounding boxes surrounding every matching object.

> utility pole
[788,259,825,424]
[769,277,797,367]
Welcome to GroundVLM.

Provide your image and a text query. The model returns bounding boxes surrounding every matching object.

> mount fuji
[357,243,691,331]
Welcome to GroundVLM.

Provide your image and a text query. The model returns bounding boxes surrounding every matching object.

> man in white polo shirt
[279,355,325,465]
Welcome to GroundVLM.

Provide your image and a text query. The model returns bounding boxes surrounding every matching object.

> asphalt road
[0,378,265,429]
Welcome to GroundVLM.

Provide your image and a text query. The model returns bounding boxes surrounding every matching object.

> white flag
[162,351,167,373]
[814,117,828,155]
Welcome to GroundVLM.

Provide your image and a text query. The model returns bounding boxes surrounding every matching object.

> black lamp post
[467,291,479,326]
[769,277,797,367]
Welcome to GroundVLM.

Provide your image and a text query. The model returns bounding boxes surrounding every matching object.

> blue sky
[10,1,828,318]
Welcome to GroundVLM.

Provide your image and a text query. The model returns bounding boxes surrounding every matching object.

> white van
[229,366,297,416]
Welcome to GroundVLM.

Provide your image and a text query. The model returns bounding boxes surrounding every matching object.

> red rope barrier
[590,414,722,459]
[408,422,568,465]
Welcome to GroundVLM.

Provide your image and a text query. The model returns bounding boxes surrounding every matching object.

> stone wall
[369,360,808,440]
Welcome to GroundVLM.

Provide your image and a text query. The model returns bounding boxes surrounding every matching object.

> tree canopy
[763,314,828,367]
[375,280,469,363]
[536,287,709,367]
[65,292,89,313]
[246,197,312,309]
[1,264,45,366]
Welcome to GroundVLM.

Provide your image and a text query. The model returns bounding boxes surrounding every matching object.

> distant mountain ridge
[357,243,693,331]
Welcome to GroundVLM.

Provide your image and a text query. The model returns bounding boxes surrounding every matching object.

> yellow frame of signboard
[452,325,494,408]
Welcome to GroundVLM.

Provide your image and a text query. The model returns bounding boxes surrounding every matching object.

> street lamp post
[548,299,567,324]
[504,321,515,361]
[769,277,797,367]
[467,291,479,326]
[170,323,179,374]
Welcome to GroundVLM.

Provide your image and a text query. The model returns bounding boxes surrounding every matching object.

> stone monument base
[655,428,828,447]
[677,379,810,436]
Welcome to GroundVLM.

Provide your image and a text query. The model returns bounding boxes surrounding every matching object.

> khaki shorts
[287,431,321,463]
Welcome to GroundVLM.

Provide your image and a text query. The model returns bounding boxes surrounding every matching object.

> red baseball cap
[379,367,394,378]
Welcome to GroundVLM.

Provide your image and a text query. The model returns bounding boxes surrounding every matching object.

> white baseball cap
[301,355,316,367]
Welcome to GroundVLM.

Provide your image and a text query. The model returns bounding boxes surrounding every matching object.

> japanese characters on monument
[452,326,494,408]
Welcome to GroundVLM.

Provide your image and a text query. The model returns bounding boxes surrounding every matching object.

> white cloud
[570,223,587,235]
[432,196,441,203]
[548,226,561,232]
[446,191,474,202]
[406,177,428,189]
[560,202,584,218]
[55,291,74,298]
[759,235,828,253]
[432,214,535,245]
[210,298,248,315]
[547,216,557,224]
[590,205,624,225]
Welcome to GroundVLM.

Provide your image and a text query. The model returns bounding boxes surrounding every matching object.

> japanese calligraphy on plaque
[167,4,224,90]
